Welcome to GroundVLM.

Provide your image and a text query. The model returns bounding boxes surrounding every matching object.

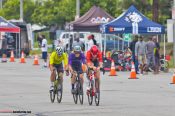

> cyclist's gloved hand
[65,70,69,76]
[93,66,97,71]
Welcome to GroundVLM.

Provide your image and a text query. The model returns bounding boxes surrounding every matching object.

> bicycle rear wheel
[87,82,93,105]
[57,83,63,103]
[78,82,83,105]
[50,90,55,103]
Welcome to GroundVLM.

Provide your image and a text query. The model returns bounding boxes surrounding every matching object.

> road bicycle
[49,68,63,103]
[86,67,105,106]
[72,71,84,105]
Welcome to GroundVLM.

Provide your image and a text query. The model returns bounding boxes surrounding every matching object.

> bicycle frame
[87,68,100,106]
[49,68,63,103]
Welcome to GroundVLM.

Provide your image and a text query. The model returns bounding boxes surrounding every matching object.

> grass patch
[29,48,53,55]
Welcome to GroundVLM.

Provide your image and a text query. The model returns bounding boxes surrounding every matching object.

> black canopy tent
[67,6,114,32]
[66,6,114,52]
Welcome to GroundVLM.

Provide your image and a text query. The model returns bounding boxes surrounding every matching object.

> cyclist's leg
[93,60,100,93]
[79,66,84,86]
[94,71,100,93]
[57,71,63,85]
[52,64,64,90]
[49,65,56,90]
[86,62,93,80]
[70,67,77,93]
[71,73,76,89]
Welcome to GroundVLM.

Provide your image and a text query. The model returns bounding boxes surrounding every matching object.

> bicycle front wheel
[50,90,55,103]
[73,92,78,104]
[57,83,63,103]
[87,82,93,105]
[95,80,100,106]
[78,82,83,105]
[95,91,100,106]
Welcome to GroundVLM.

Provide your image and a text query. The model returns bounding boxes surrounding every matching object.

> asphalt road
[0,59,175,116]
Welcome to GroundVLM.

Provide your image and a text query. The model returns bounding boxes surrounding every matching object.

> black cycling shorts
[53,63,64,73]
[92,59,99,67]
[72,65,83,74]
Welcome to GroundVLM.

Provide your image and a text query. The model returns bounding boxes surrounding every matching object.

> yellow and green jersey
[49,51,68,66]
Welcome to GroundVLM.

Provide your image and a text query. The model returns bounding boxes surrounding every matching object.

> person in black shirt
[129,35,139,74]
[153,36,160,74]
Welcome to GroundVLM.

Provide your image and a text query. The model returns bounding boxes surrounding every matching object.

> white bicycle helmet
[73,45,81,52]
[56,46,63,56]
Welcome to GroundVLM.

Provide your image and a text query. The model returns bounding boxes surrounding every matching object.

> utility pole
[20,0,23,22]
[75,0,80,20]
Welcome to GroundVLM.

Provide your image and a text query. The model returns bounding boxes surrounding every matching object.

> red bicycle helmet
[90,45,99,56]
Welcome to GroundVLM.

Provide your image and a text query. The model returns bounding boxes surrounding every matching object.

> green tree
[0,0,36,23]
[31,0,76,27]
[0,0,172,27]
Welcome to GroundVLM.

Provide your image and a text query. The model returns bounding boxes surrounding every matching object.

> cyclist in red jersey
[86,45,103,92]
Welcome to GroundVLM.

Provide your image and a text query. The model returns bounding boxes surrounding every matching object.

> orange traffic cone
[170,69,175,84]
[9,50,15,62]
[109,60,117,76]
[129,62,138,79]
[33,55,39,65]
[20,51,26,63]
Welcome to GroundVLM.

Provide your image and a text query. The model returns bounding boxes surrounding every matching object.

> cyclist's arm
[49,52,55,72]
[86,51,93,68]
[98,52,103,69]
[49,64,55,72]
[49,52,54,72]
[81,53,86,64]
[63,53,68,70]
[68,54,73,73]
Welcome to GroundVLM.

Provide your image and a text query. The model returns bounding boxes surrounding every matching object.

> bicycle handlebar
[88,67,105,75]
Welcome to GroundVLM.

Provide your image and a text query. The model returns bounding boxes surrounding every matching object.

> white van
[56,31,90,50]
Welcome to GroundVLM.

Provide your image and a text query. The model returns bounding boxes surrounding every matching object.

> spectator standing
[69,34,73,51]
[37,33,43,48]
[146,37,156,73]
[1,35,7,62]
[153,36,160,74]
[135,36,147,75]
[87,34,97,51]
[41,35,48,67]
[129,35,139,73]
[72,37,84,50]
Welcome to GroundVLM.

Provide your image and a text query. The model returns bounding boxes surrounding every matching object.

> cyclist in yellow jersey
[49,46,68,91]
